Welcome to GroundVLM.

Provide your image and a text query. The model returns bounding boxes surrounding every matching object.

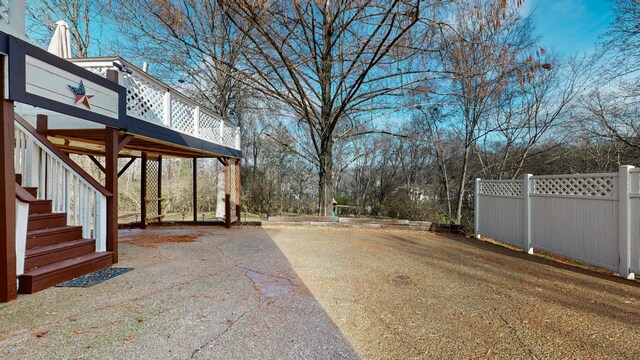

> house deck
[0,22,242,301]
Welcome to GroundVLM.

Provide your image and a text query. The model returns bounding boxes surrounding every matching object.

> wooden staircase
[16,175,113,294]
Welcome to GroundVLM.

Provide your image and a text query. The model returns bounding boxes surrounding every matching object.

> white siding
[25,56,119,119]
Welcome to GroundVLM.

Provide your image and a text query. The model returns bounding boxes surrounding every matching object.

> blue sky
[31,0,615,59]
[523,0,615,55]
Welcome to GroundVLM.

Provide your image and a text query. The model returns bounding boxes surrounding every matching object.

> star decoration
[68,80,94,109]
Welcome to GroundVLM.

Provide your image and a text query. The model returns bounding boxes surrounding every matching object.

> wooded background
[27,0,640,227]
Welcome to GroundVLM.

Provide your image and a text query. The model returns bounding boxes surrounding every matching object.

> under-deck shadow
[0,226,360,360]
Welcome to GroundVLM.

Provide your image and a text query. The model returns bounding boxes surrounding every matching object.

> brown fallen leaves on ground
[123,234,198,248]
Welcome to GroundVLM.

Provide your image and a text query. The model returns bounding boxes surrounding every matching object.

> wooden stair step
[28,200,52,215]
[18,252,114,294]
[24,187,38,197]
[28,212,67,231]
[25,239,95,271]
[27,226,83,249]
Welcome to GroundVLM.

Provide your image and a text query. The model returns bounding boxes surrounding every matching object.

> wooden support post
[36,114,48,136]
[0,95,17,302]
[225,158,231,228]
[193,158,198,222]
[105,127,119,263]
[141,153,147,229]
[157,155,163,223]
[106,69,119,84]
[235,160,241,221]
[105,69,120,262]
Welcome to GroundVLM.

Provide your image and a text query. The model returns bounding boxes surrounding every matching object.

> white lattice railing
[14,121,108,251]
[72,58,241,151]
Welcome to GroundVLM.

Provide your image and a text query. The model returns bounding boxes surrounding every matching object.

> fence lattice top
[532,176,616,197]
[479,180,522,197]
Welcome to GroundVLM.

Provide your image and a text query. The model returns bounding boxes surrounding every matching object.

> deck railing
[14,118,108,251]
[70,58,241,151]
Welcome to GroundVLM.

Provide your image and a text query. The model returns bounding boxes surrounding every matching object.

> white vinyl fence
[475,166,640,279]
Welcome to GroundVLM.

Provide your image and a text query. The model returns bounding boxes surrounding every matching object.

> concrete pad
[1,226,640,358]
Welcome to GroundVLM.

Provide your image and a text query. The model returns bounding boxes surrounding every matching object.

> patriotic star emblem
[68,80,94,109]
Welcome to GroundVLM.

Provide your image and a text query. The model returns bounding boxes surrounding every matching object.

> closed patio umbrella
[47,20,72,58]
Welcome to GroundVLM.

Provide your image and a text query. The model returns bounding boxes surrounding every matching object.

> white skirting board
[15,199,29,276]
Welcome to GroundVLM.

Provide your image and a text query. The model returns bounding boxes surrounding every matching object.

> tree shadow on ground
[380,231,640,328]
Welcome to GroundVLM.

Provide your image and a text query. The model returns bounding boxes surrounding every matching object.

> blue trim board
[126,116,243,159]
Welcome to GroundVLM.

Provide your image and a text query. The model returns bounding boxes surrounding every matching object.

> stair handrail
[14,114,112,197]
[15,183,37,203]
[14,114,110,252]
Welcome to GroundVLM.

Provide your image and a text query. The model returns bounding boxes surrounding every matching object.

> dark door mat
[56,267,134,288]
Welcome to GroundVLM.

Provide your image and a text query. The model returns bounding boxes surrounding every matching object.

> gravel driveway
[1,226,639,359]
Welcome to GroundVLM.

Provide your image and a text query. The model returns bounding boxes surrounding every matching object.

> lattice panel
[84,67,107,77]
[0,1,9,24]
[229,159,237,206]
[199,111,222,143]
[170,97,195,135]
[123,73,165,125]
[480,181,522,197]
[222,125,237,149]
[533,177,616,197]
[146,159,159,221]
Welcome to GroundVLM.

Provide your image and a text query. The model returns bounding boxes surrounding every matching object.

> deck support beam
[0,95,17,302]
[225,158,231,228]
[118,158,136,178]
[193,158,198,222]
[88,155,106,173]
[105,68,119,263]
[105,127,119,263]
[235,160,241,221]
[140,153,147,229]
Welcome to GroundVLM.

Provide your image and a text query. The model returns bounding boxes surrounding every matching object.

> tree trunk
[454,145,471,224]
[318,138,334,217]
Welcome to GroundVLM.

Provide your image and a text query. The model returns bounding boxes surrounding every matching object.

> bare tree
[110,0,259,125]
[432,0,537,224]
[604,0,640,77]
[216,0,441,216]
[27,0,107,57]
[475,55,588,180]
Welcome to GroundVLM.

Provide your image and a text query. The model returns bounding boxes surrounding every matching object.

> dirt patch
[391,274,415,287]
[123,234,199,248]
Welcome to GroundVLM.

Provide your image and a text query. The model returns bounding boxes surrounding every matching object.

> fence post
[523,174,533,254]
[619,165,634,279]
[474,178,480,239]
